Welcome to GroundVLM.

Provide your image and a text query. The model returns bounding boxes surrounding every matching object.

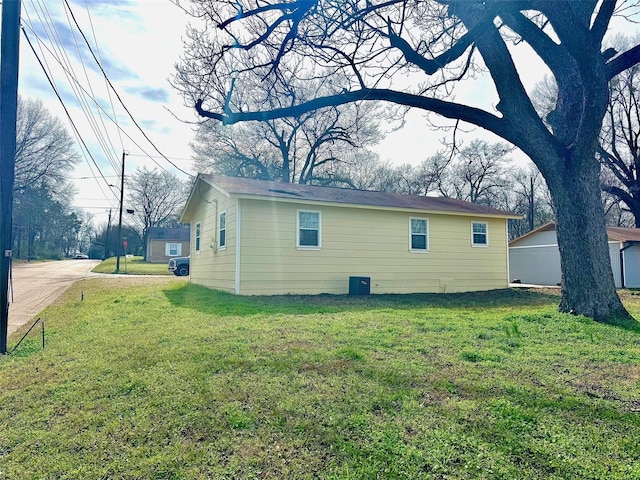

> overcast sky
[14,0,640,228]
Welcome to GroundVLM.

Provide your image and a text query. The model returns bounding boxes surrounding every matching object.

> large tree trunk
[547,157,629,321]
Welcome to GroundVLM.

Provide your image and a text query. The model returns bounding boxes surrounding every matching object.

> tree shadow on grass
[163,283,563,318]
[597,312,640,333]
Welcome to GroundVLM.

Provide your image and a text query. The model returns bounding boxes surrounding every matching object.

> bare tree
[437,140,512,207]
[14,97,79,191]
[126,166,190,257]
[189,67,381,186]
[599,35,640,227]
[413,153,452,197]
[503,165,555,239]
[191,121,278,180]
[175,0,640,321]
[534,36,640,228]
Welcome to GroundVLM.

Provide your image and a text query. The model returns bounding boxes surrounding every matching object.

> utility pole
[103,209,112,260]
[0,0,22,354]
[529,175,535,232]
[115,152,126,273]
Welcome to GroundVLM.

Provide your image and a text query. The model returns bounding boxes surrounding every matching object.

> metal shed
[509,223,640,289]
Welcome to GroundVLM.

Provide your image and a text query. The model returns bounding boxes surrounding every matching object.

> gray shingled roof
[200,174,519,218]
[510,222,640,245]
[147,227,190,241]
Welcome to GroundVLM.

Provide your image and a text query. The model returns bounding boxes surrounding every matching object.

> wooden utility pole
[115,152,126,273]
[0,0,22,354]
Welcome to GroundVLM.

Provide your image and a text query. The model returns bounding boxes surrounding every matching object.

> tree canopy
[175,0,640,321]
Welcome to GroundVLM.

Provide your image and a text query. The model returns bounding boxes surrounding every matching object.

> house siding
[237,199,509,295]
[187,185,237,292]
[146,239,190,264]
[623,244,640,288]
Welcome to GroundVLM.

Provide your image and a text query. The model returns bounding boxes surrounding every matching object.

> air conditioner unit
[349,276,371,295]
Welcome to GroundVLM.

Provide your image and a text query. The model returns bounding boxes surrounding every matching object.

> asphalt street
[7,259,101,337]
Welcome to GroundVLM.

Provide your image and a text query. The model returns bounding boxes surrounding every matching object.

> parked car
[168,256,190,276]
[73,254,89,259]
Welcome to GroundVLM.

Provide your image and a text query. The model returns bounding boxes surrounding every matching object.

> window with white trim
[219,211,227,249]
[410,218,428,251]
[165,243,181,256]
[472,221,488,246]
[195,222,201,252]
[297,210,321,249]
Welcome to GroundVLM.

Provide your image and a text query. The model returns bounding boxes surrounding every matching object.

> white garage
[509,223,640,289]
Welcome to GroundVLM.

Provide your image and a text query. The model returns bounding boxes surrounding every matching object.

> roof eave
[234,192,521,219]
[180,174,232,223]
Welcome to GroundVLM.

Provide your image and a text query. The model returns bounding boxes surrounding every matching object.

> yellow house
[180,174,520,295]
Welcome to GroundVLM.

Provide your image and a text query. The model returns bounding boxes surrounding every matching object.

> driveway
[7,259,101,337]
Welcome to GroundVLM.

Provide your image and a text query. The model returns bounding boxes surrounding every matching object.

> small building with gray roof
[509,222,640,288]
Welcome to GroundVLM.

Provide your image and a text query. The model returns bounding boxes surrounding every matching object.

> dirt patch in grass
[567,363,640,411]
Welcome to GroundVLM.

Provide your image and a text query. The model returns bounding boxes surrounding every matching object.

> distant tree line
[12,97,85,260]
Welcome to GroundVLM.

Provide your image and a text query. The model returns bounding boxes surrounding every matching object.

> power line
[21,0,121,197]
[61,0,192,177]
[83,0,124,155]
[23,0,122,175]
[126,153,194,162]
[20,0,195,231]
[70,175,120,180]
[22,0,194,188]
[20,14,190,181]
[20,26,116,203]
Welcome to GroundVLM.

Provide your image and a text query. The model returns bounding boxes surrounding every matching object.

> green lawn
[1,280,640,479]
[91,256,172,275]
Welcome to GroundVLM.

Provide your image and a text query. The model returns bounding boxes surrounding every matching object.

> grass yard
[91,256,172,275]
[1,280,640,479]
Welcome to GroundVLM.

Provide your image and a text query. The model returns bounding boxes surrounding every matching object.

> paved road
[7,259,101,337]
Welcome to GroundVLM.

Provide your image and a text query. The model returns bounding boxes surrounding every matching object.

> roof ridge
[200,174,519,218]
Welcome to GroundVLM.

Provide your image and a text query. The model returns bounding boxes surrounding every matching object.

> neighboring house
[180,174,519,296]
[145,227,190,263]
[509,222,640,288]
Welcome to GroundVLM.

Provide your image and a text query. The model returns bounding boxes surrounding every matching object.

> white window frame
[219,211,227,250]
[297,210,321,250]
[410,217,429,252]
[195,222,201,253]
[472,221,489,247]
[165,242,182,257]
